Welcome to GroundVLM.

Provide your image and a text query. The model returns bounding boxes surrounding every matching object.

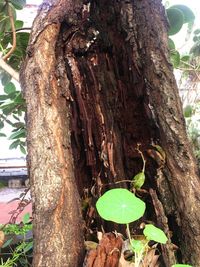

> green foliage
[96,188,168,267]
[172,5,195,24]
[0,80,26,153]
[166,5,196,70]
[184,105,193,118]
[170,50,180,68]
[96,188,146,224]
[167,5,194,36]
[9,0,26,10]
[172,265,193,267]
[143,224,168,244]
[184,103,200,167]
[167,8,184,36]
[0,0,28,153]
[190,28,200,57]
[132,172,145,190]
[0,213,33,267]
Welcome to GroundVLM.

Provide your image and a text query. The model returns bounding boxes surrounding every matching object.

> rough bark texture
[20,1,85,266]
[20,0,200,266]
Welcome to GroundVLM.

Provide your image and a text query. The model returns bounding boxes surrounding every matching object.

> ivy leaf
[167,8,184,36]
[143,224,168,244]
[96,188,146,224]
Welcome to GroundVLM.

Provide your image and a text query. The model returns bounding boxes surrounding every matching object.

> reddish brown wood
[84,233,123,267]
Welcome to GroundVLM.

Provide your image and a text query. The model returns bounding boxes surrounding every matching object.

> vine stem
[136,143,146,173]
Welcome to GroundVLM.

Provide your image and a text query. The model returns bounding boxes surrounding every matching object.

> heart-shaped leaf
[96,188,146,224]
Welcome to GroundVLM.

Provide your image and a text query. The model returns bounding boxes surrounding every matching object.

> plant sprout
[96,188,168,267]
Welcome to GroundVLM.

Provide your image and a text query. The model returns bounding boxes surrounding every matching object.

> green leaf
[23,241,33,253]
[15,20,23,29]
[0,133,6,137]
[20,144,26,154]
[10,0,26,10]
[4,82,16,94]
[193,36,198,42]
[13,92,24,104]
[96,188,146,224]
[9,139,20,149]
[132,172,145,189]
[143,224,168,244]
[184,105,193,118]
[131,239,145,253]
[190,42,200,56]
[168,38,175,50]
[172,5,195,24]
[0,94,10,101]
[1,102,16,115]
[167,8,184,36]
[172,265,193,267]
[22,212,30,224]
[2,238,13,248]
[0,121,4,129]
[181,55,190,62]
[9,128,25,139]
[0,71,11,86]
[194,29,200,35]
[170,50,180,68]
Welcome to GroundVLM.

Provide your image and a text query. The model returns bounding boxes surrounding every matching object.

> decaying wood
[84,233,123,267]
[149,189,176,267]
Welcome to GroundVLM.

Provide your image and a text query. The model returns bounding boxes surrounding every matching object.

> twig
[3,3,16,61]
[136,143,146,173]
[0,57,19,81]
[6,27,31,33]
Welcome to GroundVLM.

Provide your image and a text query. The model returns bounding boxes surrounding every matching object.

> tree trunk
[21,0,200,266]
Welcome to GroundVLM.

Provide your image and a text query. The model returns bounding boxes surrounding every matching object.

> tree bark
[21,0,200,266]
[20,1,85,266]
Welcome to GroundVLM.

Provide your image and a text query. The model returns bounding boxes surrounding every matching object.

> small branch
[136,143,146,172]
[3,3,16,61]
[0,57,19,81]
[6,27,31,33]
